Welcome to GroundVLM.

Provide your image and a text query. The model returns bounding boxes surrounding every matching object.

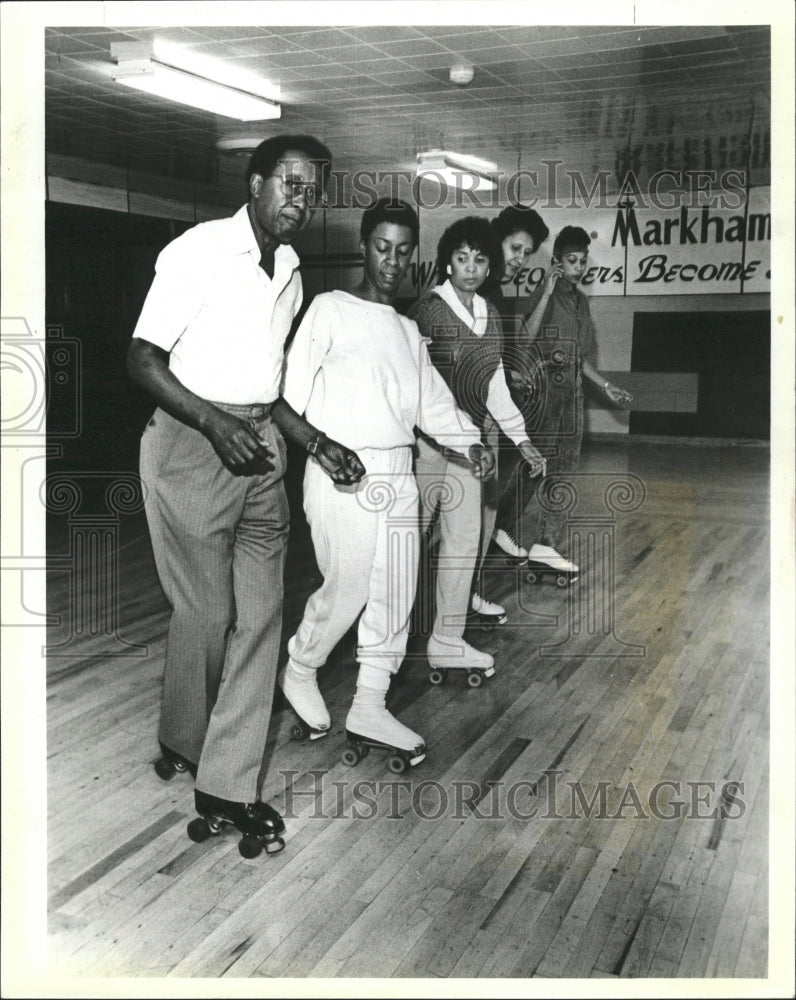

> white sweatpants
[415,435,483,638]
[288,446,420,693]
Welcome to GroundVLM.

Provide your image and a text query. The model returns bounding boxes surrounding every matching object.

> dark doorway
[45,202,193,481]
[630,310,770,439]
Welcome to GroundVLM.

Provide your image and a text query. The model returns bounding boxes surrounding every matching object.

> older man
[127,134,363,857]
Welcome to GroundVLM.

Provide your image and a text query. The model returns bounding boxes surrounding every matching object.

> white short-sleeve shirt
[132,205,302,404]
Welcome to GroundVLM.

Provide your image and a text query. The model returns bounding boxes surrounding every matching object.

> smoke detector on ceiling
[449,64,475,86]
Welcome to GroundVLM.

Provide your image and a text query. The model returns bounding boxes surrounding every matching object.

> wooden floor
[42,440,773,985]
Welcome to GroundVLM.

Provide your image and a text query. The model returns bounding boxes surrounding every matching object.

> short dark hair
[491,204,549,251]
[360,198,419,247]
[436,216,503,285]
[246,134,332,191]
[553,225,591,257]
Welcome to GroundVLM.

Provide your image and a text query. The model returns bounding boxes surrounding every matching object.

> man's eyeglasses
[274,173,324,208]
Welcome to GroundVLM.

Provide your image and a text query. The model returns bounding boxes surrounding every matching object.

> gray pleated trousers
[140,404,289,803]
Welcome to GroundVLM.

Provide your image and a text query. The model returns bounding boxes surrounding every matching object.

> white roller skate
[278,659,330,741]
[469,592,507,630]
[525,544,579,588]
[427,634,495,688]
[493,528,528,561]
[343,685,426,774]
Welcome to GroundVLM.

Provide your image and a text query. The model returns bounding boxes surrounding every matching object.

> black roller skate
[153,741,197,781]
[188,790,286,858]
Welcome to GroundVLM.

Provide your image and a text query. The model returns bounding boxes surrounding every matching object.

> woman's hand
[604,382,633,406]
[508,369,533,392]
[467,443,496,481]
[518,439,547,478]
[542,262,563,295]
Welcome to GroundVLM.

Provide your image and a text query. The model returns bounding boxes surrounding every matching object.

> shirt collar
[434,279,488,336]
[227,204,301,271]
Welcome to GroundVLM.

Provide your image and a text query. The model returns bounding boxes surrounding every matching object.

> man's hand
[467,443,496,481]
[315,435,366,485]
[203,409,275,474]
[518,439,547,478]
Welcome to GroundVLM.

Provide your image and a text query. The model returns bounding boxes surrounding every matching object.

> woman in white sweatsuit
[280,199,493,761]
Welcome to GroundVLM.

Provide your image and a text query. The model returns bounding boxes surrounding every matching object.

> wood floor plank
[39,442,772,981]
[704,869,758,977]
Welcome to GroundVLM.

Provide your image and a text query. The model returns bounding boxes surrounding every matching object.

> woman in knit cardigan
[411,216,546,675]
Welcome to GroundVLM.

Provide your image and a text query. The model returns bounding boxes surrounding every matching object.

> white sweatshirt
[283,290,482,455]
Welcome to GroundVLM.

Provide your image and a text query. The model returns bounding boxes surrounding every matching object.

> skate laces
[472,593,504,615]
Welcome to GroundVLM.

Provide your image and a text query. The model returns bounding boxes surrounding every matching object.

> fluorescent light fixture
[111,44,280,121]
[416,149,498,192]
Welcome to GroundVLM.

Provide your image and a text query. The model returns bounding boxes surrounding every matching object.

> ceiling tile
[343,26,426,43]
[400,52,468,70]
[43,24,770,189]
[372,38,451,57]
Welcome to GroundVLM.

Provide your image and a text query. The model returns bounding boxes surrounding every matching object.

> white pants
[288,446,419,693]
[415,435,485,638]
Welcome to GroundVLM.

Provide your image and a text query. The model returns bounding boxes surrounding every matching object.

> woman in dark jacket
[483,205,552,563]
[411,216,545,676]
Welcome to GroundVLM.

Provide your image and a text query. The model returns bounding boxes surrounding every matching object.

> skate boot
[343,685,426,774]
[493,528,528,561]
[469,592,507,630]
[154,741,197,781]
[188,790,286,858]
[278,659,330,741]
[525,544,579,588]
[427,634,495,688]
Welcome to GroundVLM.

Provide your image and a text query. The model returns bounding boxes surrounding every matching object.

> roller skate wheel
[154,757,176,781]
[264,835,285,855]
[388,754,408,775]
[238,834,263,859]
[467,670,484,688]
[187,817,211,842]
[429,668,446,686]
[525,570,539,585]
[555,575,569,588]
[342,747,360,767]
[290,720,310,741]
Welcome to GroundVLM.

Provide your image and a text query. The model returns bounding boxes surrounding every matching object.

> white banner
[299,186,770,300]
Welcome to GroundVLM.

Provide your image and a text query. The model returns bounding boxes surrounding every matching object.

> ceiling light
[110,43,281,121]
[416,150,498,192]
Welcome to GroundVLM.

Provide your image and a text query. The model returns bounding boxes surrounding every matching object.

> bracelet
[306,431,325,456]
